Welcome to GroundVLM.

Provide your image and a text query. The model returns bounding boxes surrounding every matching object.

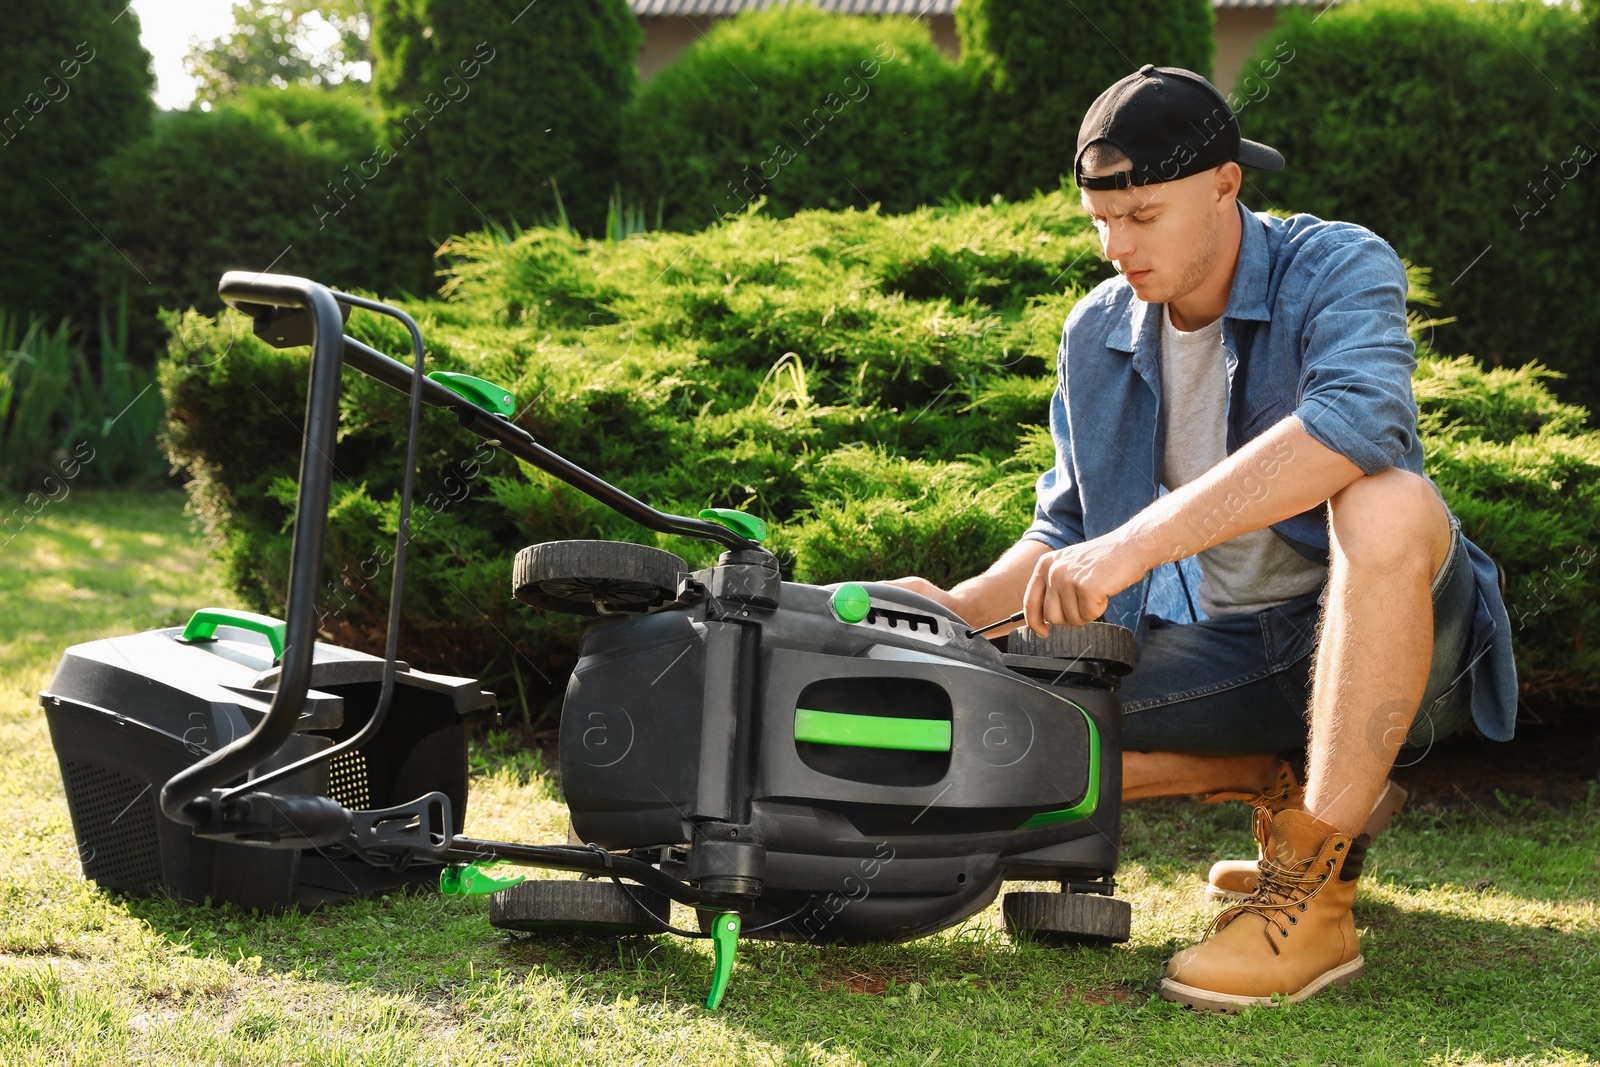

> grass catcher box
[41,618,495,912]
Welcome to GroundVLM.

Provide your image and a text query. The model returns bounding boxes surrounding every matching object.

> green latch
[698,508,768,543]
[178,608,287,660]
[830,583,871,623]
[706,912,741,1010]
[439,863,526,896]
[428,371,515,416]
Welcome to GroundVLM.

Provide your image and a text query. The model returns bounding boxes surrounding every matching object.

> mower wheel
[513,540,686,616]
[1006,622,1137,674]
[1002,891,1131,946]
[489,879,670,935]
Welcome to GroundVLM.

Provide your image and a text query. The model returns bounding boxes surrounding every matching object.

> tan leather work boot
[1206,779,1406,902]
[1197,757,1302,903]
[1161,809,1369,1011]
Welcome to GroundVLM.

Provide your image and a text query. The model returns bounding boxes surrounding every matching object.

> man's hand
[1023,532,1148,634]
[884,540,1051,635]
[882,576,964,618]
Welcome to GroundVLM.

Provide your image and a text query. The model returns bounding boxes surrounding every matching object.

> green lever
[179,608,287,659]
[428,371,515,416]
[698,508,768,543]
[439,863,526,896]
[706,912,741,1010]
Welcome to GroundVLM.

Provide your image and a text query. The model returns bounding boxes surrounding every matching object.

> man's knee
[1327,468,1451,578]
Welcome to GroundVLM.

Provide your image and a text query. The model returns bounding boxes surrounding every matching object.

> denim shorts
[1118,515,1477,756]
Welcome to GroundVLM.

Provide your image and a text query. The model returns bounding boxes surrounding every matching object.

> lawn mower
[42,273,1138,1008]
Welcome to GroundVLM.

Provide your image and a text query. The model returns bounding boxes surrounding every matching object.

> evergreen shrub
[161,196,1600,723]
[372,0,639,289]
[956,0,1214,201]
[101,86,388,331]
[1244,0,1600,409]
[1417,358,1600,693]
[621,6,973,233]
[0,0,153,326]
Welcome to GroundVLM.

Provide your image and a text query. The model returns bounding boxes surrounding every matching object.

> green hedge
[1243,0,1600,409]
[1416,358,1600,693]
[957,0,1215,200]
[160,198,1599,724]
[621,7,973,233]
[0,0,153,327]
[101,86,388,329]
[372,0,640,288]
[161,192,1108,719]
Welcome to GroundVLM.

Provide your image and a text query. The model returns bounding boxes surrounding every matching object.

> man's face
[1079,166,1230,306]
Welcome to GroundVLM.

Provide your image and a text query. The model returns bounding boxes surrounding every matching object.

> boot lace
[1203,848,1337,956]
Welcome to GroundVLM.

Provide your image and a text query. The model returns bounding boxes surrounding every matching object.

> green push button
[831,583,872,623]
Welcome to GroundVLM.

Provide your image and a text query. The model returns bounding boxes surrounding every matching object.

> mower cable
[606,876,711,939]
[607,875,821,939]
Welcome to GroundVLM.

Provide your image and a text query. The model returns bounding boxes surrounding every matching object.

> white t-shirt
[1160,306,1326,617]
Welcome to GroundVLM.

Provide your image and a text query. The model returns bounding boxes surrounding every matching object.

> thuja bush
[372,0,639,290]
[957,0,1214,201]
[1244,0,1600,409]
[161,196,1600,723]
[102,86,388,329]
[621,6,973,233]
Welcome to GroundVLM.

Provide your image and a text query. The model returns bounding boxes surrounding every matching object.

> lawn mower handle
[163,270,757,831]
[160,272,347,829]
[336,334,758,552]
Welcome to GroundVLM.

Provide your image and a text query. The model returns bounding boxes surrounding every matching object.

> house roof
[633,0,960,13]
[632,1,957,14]
[630,0,1320,14]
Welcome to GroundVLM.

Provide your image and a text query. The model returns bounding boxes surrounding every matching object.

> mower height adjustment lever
[706,912,742,1010]
[440,863,525,896]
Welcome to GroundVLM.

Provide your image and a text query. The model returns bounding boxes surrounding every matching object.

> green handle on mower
[698,508,768,543]
[178,608,288,660]
[427,371,515,416]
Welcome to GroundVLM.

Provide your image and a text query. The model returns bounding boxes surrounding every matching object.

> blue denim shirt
[1023,203,1518,741]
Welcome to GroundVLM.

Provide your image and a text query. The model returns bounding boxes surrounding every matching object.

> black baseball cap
[1074,64,1284,190]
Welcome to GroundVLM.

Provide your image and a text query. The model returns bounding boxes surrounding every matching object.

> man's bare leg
[1122,751,1284,801]
[1160,469,1455,1008]
[1301,468,1454,835]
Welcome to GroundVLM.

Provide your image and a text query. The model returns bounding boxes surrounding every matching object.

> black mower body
[561,572,1122,942]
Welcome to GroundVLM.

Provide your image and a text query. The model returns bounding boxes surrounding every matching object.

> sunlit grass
[1,490,1596,1065]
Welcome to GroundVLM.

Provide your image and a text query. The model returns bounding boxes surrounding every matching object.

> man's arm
[886,537,1051,631]
[1023,414,1363,632]
[888,336,1082,631]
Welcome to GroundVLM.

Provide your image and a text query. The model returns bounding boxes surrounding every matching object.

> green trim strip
[1016,705,1101,828]
[794,708,952,752]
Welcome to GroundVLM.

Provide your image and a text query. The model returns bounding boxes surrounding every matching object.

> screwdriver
[965,609,1026,639]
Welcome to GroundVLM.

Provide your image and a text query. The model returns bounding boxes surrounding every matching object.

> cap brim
[1238,139,1284,172]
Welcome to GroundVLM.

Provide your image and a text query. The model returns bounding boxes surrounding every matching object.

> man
[891,65,1517,1010]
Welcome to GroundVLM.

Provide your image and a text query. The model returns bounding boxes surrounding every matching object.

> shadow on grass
[117,873,1600,1064]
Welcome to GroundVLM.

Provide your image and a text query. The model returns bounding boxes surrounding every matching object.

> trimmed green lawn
[2,490,1596,1066]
